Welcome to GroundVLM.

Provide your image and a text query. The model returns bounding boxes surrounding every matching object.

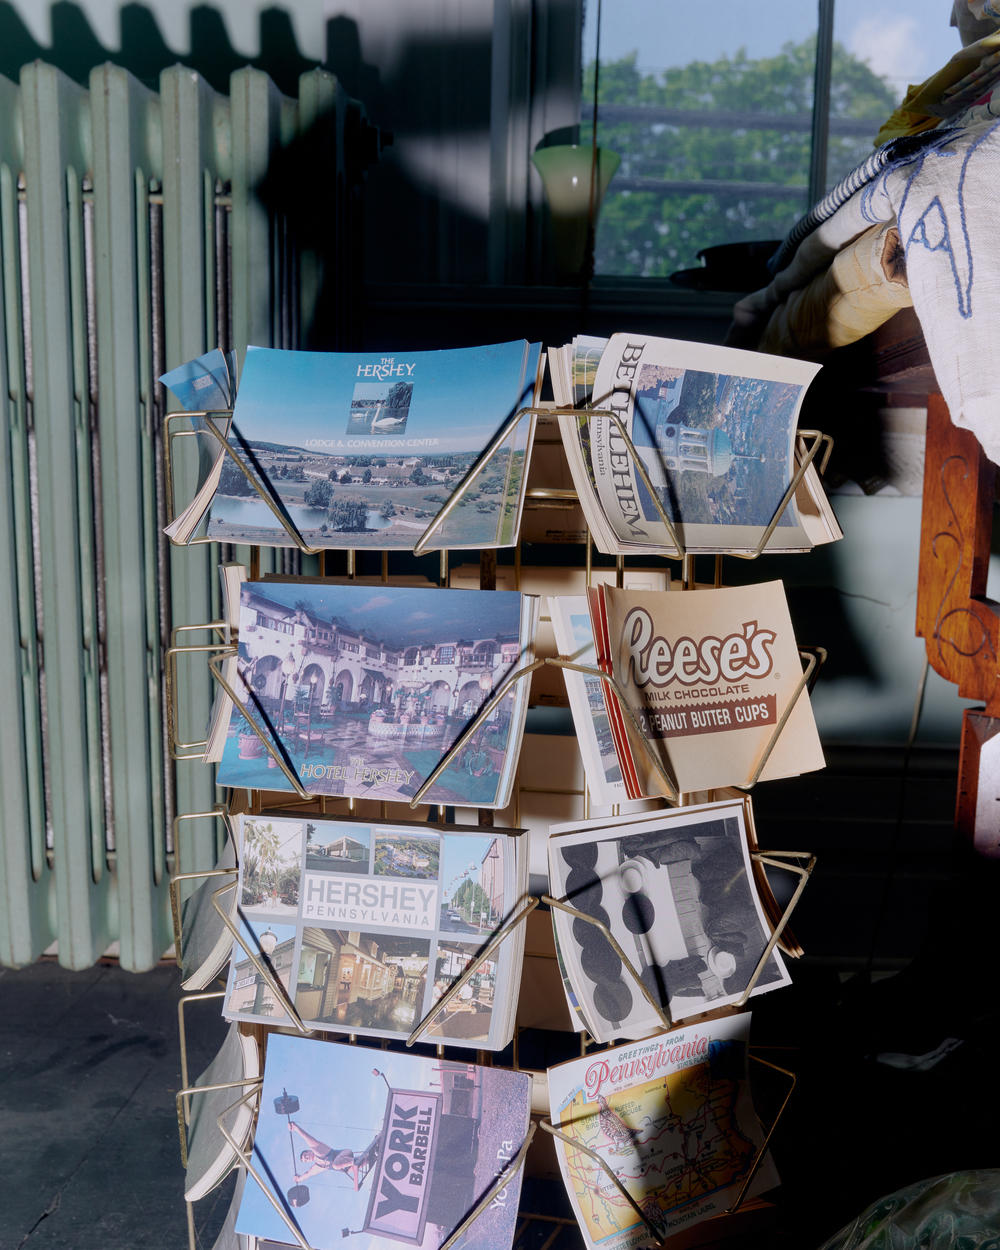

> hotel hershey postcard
[549,334,839,557]
[547,799,790,1044]
[163,340,543,551]
[222,811,529,1049]
[236,1033,532,1250]
[590,581,824,797]
[546,1014,777,1250]
[213,580,539,810]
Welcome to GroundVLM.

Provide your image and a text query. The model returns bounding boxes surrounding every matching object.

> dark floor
[2,748,998,1250]
[0,958,236,1250]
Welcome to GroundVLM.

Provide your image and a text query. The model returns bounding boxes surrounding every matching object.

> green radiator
[0,60,369,970]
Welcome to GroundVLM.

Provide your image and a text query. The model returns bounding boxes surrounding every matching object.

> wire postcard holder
[217,1087,538,1250]
[208,882,312,1035]
[544,647,822,803]
[182,794,534,1046]
[542,834,814,1038]
[165,630,548,810]
[162,376,839,1250]
[175,991,262,1178]
[168,806,248,994]
[168,806,232,933]
[205,649,309,797]
[164,623,231,760]
[740,849,816,994]
[560,402,833,562]
[165,403,831,564]
[406,894,540,1047]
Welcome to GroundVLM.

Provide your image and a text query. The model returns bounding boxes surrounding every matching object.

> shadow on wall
[0,1,500,289]
[324,13,494,289]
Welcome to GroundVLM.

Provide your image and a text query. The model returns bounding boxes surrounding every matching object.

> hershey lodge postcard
[214,580,538,810]
[223,812,527,1049]
[236,1034,532,1250]
[202,340,542,551]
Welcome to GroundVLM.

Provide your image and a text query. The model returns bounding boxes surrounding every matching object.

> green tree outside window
[589,38,897,278]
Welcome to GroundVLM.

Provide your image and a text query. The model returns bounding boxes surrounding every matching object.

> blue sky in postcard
[242,581,524,646]
[237,1036,452,1250]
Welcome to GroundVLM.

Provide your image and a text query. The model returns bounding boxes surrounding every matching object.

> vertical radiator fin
[229,66,297,580]
[0,74,51,966]
[160,66,230,873]
[91,64,169,970]
[22,63,109,969]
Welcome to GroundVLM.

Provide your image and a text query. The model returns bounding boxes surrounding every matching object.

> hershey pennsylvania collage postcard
[237,1034,532,1250]
[212,580,539,809]
[546,1013,777,1249]
[164,340,543,551]
[590,580,824,796]
[222,812,528,1049]
[550,333,838,557]
[547,799,790,1044]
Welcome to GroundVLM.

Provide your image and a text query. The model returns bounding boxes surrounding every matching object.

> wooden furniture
[844,308,1000,854]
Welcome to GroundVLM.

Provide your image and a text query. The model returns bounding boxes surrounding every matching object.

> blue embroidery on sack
[893,121,1000,321]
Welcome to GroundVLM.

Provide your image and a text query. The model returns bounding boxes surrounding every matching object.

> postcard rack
[164,394,827,1250]
[163,402,832,564]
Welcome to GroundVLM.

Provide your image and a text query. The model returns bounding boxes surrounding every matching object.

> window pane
[586,1,820,278]
[582,2,965,279]
[825,0,959,189]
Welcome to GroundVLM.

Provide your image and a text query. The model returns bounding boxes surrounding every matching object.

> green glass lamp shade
[531,144,620,280]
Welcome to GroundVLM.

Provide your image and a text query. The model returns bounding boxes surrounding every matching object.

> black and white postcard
[548,798,790,1043]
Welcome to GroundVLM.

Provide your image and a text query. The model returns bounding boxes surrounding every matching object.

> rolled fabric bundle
[756,222,912,359]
